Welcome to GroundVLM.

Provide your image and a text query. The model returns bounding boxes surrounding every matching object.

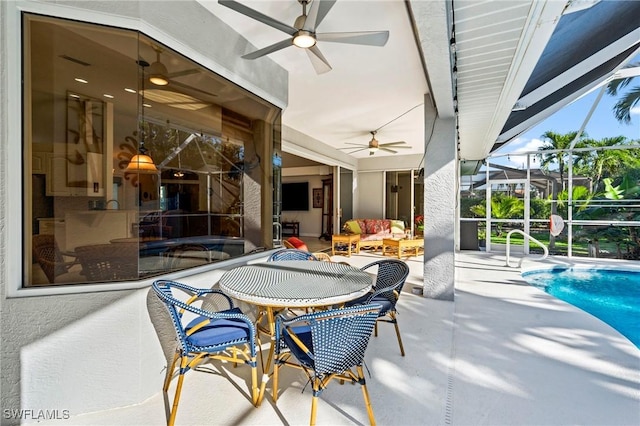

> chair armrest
[364,283,399,304]
[168,281,235,310]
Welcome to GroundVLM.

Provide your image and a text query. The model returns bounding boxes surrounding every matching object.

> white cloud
[630,105,640,116]
[488,137,546,169]
[510,137,545,153]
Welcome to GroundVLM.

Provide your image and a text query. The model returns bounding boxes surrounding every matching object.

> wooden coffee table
[382,238,424,258]
[331,234,361,257]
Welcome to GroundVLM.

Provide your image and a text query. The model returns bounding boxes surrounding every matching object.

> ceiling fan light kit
[219,0,389,74]
[149,74,169,86]
[148,50,170,86]
[293,31,316,48]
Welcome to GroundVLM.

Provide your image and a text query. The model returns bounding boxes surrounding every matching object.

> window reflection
[24,14,279,286]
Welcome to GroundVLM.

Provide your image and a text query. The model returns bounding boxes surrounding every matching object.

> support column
[244,119,274,251]
[422,97,456,301]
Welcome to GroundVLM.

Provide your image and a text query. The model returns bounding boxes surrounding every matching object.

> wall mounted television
[282,182,309,211]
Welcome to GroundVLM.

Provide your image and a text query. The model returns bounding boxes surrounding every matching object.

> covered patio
[2,1,639,424]
[31,251,639,425]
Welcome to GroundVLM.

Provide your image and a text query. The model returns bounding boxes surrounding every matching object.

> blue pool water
[521,268,640,348]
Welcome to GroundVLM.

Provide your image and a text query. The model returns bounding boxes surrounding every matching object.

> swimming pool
[521,267,640,348]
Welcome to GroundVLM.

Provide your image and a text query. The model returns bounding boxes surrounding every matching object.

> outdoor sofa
[342,219,407,250]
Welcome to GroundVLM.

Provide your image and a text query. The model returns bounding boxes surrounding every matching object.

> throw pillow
[364,219,384,234]
[390,220,405,234]
[286,237,308,251]
[344,220,361,234]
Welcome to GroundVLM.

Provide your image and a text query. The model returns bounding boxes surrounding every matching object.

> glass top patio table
[219,260,373,308]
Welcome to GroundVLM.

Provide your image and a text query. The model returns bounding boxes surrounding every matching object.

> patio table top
[219,260,372,308]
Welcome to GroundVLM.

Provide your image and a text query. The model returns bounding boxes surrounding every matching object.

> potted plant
[414,215,424,236]
[478,228,486,250]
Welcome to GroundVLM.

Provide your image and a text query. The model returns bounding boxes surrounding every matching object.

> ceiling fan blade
[343,142,368,146]
[218,0,297,36]
[347,147,370,154]
[167,68,200,78]
[306,46,332,74]
[380,144,411,149]
[303,0,337,32]
[316,31,390,47]
[379,141,407,146]
[379,147,399,154]
[242,38,293,60]
[169,80,218,98]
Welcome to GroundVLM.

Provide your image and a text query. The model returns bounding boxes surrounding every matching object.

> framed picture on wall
[313,188,323,208]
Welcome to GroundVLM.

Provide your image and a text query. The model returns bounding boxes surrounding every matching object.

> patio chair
[312,252,332,262]
[32,234,78,283]
[268,248,318,261]
[74,243,139,282]
[163,243,212,271]
[346,259,410,356]
[273,303,382,425]
[283,236,309,251]
[152,280,258,426]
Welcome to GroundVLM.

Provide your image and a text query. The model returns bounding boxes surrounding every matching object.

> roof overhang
[495,0,640,151]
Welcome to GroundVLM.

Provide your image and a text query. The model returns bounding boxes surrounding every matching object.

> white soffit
[453,0,565,160]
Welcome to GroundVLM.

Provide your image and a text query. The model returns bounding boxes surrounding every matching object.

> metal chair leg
[250,357,259,406]
[168,356,188,426]
[273,359,280,403]
[390,312,405,356]
[310,379,320,426]
[163,350,180,392]
[357,365,376,426]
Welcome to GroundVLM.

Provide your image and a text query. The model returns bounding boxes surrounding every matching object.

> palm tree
[607,61,639,124]
[573,136,640,191]
[537,130,585,250]
[470,195,524,236]
[553,185,593,217]
[537,130,582,190]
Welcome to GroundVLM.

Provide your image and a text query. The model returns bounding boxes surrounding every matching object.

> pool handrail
[505,229,549,268]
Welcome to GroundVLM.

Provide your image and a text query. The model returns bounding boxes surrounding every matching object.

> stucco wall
[0,1,286,421]
[422,98,456,300]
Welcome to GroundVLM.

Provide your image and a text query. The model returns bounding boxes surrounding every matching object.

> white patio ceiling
[200,0,639,163]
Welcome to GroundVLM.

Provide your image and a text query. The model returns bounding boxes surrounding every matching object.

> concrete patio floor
[41,251,639,425]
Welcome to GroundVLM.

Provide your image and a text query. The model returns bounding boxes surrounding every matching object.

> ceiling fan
[219,0,390,74]
[140,47,217,99]
[146,47,201,85]
[340,131,411,156]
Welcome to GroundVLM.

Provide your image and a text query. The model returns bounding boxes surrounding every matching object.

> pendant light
[126,60,158,173]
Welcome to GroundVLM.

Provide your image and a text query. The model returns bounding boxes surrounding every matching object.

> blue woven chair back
[279,304,381,376]
[311,305,380,375]
[268,249,318,261]
[153,280,195,353]
[152,280,255,356]
[363,259,410,306]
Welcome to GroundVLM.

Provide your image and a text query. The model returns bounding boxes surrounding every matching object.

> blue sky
[491,81,639,169]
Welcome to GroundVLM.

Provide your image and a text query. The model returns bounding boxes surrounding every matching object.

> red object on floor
[286,237,309,251]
